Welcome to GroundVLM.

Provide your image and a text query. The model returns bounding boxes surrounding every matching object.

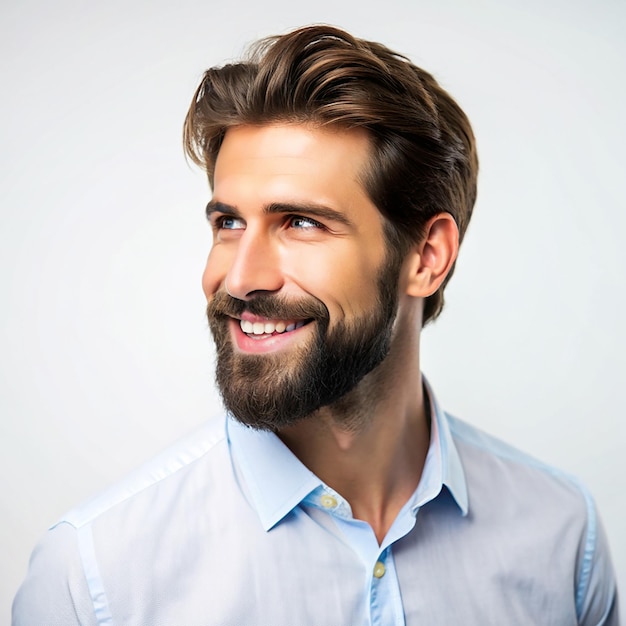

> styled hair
[184,25,478,324]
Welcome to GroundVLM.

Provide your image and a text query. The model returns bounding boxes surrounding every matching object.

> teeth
[239,319,306,335]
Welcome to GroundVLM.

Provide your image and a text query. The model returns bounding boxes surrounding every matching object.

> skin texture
[202,123,459,542]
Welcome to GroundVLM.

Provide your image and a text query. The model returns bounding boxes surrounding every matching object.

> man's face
[203,124,403,430]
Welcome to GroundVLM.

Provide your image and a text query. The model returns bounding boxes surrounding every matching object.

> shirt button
[320,494,337,509]
[373,561,386,578]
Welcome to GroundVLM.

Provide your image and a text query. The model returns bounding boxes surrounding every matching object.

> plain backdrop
[2,0,624,619]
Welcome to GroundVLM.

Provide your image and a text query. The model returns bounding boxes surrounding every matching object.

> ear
[404,213,459,298]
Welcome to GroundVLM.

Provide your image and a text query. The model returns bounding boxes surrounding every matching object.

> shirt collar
[227,418,322,530]
[227,377,468,531]
[417,377,469,516]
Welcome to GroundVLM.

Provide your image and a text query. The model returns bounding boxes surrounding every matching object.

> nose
[225,230,284,300]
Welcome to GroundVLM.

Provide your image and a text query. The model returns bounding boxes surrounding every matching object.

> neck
[278,313,429,544]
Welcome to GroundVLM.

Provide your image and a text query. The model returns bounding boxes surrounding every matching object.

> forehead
[212,123,376,212]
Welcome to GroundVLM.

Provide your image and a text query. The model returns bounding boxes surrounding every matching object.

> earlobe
[405,213,459,298]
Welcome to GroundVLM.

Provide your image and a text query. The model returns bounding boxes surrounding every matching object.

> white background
[1,0,624,619]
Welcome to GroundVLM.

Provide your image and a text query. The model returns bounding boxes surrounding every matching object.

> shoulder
[60,414,228,530]
[12,522,97,625]
[447,412,588,500]
[13,416,232,625]
[447,412,593,545]
[446,413,619,625]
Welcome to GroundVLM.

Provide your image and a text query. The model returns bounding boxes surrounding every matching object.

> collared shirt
[13,383,619,625]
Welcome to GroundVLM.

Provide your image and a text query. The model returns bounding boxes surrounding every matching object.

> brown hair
[184,25,478,324]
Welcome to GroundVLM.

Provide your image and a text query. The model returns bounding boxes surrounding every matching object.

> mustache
[207,291,329,321]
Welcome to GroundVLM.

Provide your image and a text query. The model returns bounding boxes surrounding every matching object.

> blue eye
[290,216,323,229]
[218,216,245,230]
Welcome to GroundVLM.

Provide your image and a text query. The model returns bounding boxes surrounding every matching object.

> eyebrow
[205,200,240,220]
[205,200,354,228]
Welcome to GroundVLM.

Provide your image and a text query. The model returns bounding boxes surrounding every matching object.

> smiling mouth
[238,318,312,338]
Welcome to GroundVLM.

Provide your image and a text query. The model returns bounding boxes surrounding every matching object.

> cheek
[283,245,382,317]
[201,249,227,299]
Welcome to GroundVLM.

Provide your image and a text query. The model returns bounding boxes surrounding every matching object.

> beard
[206,255,401,431]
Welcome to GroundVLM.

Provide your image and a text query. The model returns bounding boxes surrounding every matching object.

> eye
[215,215,245,230]
[289,215,324,230]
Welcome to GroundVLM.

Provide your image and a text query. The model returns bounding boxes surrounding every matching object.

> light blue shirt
[13,382,619,625]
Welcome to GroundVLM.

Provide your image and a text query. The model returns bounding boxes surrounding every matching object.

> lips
[207,291,328,350]
[227,315,314,352]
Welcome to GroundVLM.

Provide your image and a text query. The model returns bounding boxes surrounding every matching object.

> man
[13,25,618,625]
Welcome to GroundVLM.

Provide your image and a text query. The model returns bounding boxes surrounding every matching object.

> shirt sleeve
[12,522,98,626]
[577,507,620,626]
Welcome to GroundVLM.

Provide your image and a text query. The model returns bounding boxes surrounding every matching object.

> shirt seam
[575,489,597,620]
[447,414,584,489]
[77,524,114,625]
[56,419,227,530]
